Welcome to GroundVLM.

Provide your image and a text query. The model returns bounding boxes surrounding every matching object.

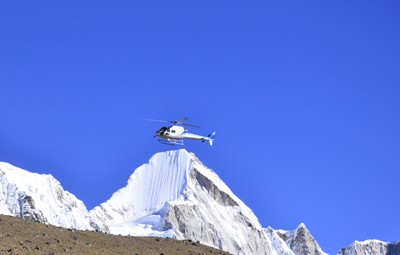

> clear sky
[1,1,399,254]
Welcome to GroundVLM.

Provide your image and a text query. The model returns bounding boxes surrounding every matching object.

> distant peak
[296,222,308,231]
[353,240,389,246]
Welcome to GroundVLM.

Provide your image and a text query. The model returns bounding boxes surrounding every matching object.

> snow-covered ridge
[0,162,93,230]
[338,239,400,255]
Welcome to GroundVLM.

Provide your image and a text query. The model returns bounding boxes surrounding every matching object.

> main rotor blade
[145,117,200,127]
[173,117,189,124]
[170,117,200,127]
[181,123,201,128]
[144,119,169,123]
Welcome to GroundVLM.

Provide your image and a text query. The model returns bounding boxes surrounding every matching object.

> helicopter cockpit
[156,126,169,135]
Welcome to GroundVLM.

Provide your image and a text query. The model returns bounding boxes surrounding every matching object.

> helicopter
[145,117,216,146]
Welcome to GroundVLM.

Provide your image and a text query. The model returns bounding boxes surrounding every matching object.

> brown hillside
[0,215,231,255]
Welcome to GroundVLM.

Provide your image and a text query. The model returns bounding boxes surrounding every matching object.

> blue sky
[1,1,399,254]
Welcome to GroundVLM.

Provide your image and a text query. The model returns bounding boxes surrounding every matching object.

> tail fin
[208,131,216,146]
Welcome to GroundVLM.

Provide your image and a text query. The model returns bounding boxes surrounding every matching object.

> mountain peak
[266,223,327,255]
[89,150,272,254]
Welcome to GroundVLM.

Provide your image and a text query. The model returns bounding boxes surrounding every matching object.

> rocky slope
[0,214,230,255]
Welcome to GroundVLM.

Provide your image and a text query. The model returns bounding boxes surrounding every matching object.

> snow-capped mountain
[0,150,329,255]
[0,162,95,230]
[90,149,270,254]
[338,240,400,255]
[89,149,327,255]
[1,149,397,255]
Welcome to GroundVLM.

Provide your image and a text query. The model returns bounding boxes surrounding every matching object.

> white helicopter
[146,117,216,146]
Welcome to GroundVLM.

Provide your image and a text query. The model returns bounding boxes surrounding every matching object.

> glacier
[89,150,192,235]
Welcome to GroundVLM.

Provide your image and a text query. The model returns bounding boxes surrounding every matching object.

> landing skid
[158,138,184,146]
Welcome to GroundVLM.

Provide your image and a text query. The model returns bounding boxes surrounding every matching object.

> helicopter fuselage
[155,125,215,146]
